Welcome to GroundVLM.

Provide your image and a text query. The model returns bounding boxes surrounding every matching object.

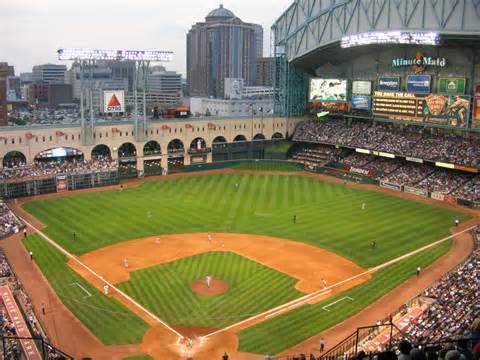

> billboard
[406,75,431,93]
[438,78,466,95]
[309,79,347,101]
[373,91,425,122]
[351,95,372,110]
[104,90,125,113]
[378,77,400,91]
[423,95,470,127]
[373,91,470,127]
[352,81,372,95]
[473,85,480,127]
[224,78,244,100]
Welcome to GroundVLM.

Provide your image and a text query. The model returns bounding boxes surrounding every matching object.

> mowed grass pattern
[239,241,451,354]
[23,234,149,345]
[23,174,468,268]
[21,173,469,351]
[117,252,303,328]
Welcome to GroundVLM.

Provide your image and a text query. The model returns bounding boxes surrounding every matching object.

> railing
[1,336,73,360]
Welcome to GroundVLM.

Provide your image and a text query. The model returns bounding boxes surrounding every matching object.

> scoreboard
[373,91,425,122]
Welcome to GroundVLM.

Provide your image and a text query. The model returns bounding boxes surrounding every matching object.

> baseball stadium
[0,1,480,360]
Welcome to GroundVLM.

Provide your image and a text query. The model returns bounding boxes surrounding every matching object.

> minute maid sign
[392,52,446,73]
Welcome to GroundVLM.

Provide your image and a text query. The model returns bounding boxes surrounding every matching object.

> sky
[0,0,293,76]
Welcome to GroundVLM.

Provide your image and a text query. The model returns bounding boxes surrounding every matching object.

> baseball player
[123,258,129,268]
[362,203,366,210]
[208,233,212,242]
[103,284,109,295]
[322,278,328,289]
[206,275,212,288]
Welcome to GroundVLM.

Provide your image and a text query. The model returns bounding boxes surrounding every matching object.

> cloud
[0,0,293,75]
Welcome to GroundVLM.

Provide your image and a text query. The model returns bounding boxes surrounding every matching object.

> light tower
[57,48,174,145]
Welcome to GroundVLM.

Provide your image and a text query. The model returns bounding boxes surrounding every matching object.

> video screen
[309,79,347,101]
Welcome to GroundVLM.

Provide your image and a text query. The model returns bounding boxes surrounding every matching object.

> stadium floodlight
[57,48,174,61]
[340,31,440,48]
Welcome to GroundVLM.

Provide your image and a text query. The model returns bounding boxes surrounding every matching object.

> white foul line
[68,282,92,298]
[202,224,478,339]
[21,218,183,338]
[322,296,354,312]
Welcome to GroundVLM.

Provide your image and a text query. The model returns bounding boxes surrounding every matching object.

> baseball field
[19,169,471,359]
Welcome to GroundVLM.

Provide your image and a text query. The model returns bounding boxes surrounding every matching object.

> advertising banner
[0,286,42,360]
[378,77,400,91]
[56,174,68,192]
[352,81,372,95]
[406,75,431,93]
[311,101,349,113]
[404,186,428,197]
[344,165,376,177]
[423,95,470,127]
[309,79,347,101]
[380,181,402,191]
[351,95,372,110]
[104,90,125,113]
[431,192,445,201]
[438,78,466,95]
[406,157,424,163]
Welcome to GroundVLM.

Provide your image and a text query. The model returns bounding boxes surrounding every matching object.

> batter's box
[67,282,92,299]
[322,296,354,312]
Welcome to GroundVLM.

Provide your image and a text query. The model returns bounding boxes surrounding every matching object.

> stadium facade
[0,116,298,166]
[272,0,480,126]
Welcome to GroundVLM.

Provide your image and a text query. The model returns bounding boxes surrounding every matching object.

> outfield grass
[23,234,149,345]
[23,174,468,268]
[234,161,303,172]
[21,173,469,350]
[117,252,303,328]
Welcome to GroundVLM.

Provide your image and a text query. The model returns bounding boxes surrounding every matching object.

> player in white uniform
[206,275,212,288]
[103,284,109,295]
[123,258,129,268]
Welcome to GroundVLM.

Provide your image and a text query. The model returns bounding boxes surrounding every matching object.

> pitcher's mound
[191,279,229,296]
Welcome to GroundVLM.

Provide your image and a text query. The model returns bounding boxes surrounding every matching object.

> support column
[206,152,213,164]
[161,155,168,172]
[136,157,144,172]
[183,154,191,166]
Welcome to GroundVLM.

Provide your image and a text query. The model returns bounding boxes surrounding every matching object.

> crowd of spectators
[0,253,67,359]
[416,170,473,194]
[452,177,480,202]
[381,163,435,187]
[0,202,23,238]
[293,120,480,167]
[0,156,117,181]
[292,141,479,199]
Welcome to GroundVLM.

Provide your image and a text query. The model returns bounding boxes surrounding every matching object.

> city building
[48,84,73,108]
[187,4,263,98]
[0,63,8,126]
[29,81,49,105]
[190,97,273,117]
[20,72,33,85]
[256,57,274,87]
[32,64,67,84]
[7,76,21,100]
[147,66,182,105]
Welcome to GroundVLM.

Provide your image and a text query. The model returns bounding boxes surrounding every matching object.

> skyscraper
[0,63,8,126]
[187,4,263,98]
